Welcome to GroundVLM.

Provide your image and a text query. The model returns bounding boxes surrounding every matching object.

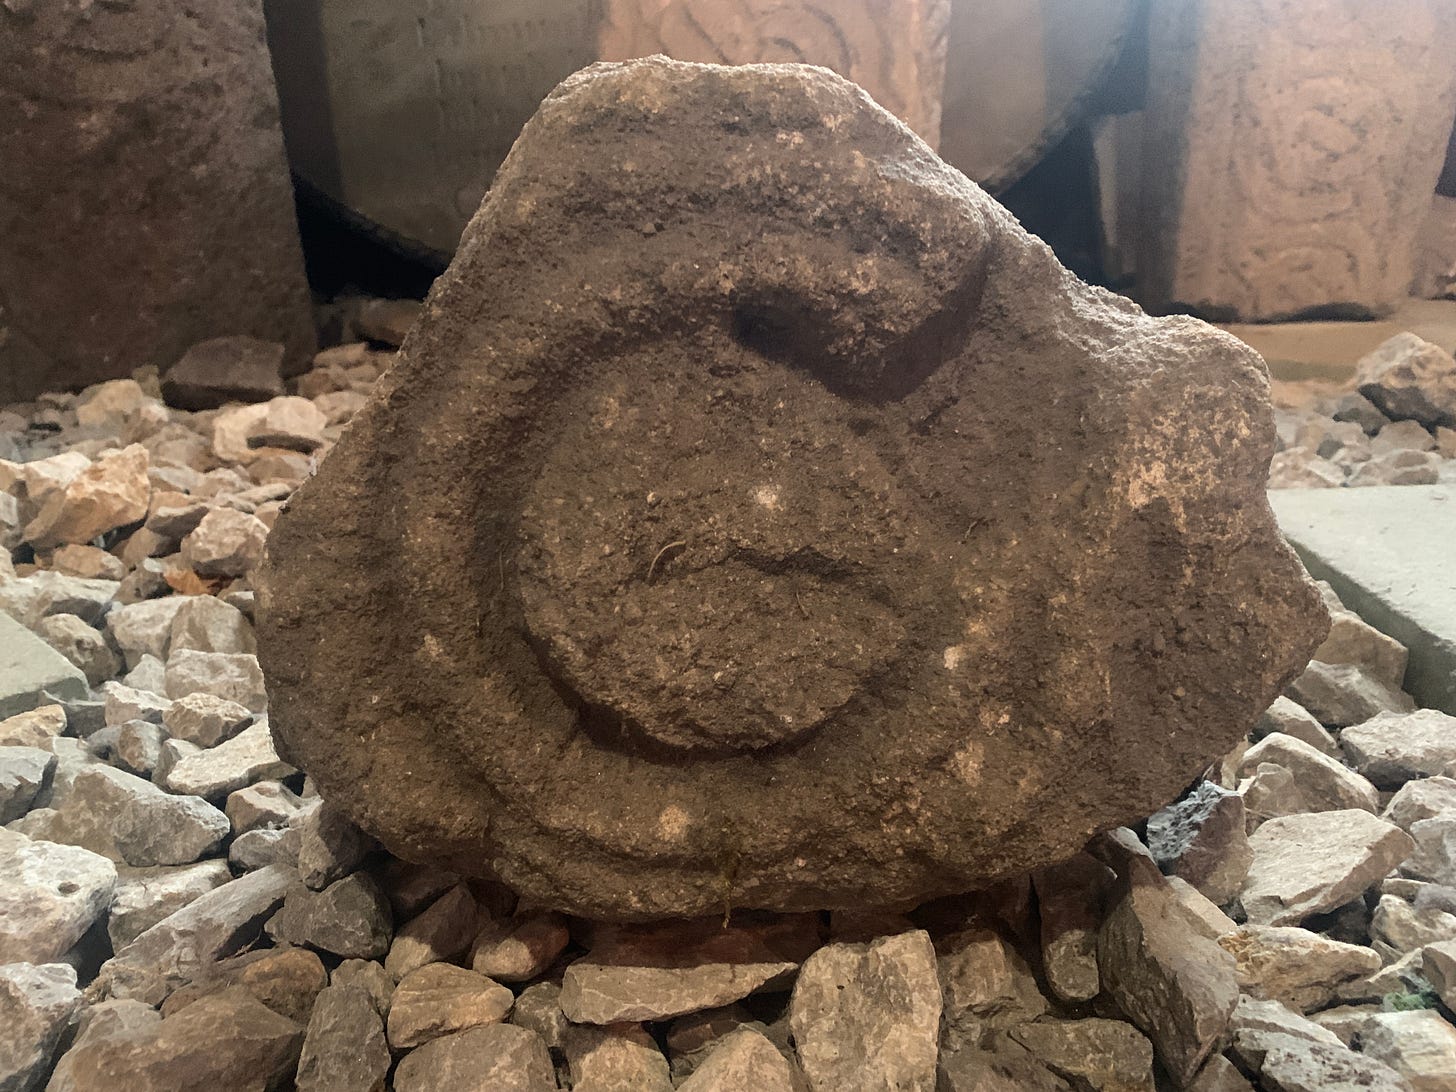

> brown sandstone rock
[258,58,1326,920]
[0,0,314,402]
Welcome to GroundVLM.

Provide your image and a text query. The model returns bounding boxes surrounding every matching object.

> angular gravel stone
[1356,332,1456,431]
[225,781,304,833]
[231,826,297,872]
[1357,1011,1456,1091]
[24,444,150,549]
[114,719,165,777]
[678,1027,797,1092]
[1385,777,1456,831]
[266,873,394,960]
[1370,894,1456,962]
[0,828,117,963]
[160,947,326,1025]
[1098,871,1238,1086]
[561,915,818,1024]
[259,57,1326,921]
[1186,1055,1256,1092]
[0,706,67,749]
[789,930,941,1092]
[1218,925,1382,1013]
[50,543,126,581]
[1313,609,1409,693]
[386,963,514,1050]
[1034,853,1112,1004]
[395,1024,556,1092]
[35,613,119,686]
[0,961,81,1092]
[97,864,293,1005]
[1341,709,1456,789]
[297,802,377,891]
[161,692,252,748]
[1229,996,1342,1048]
[1423,939,1456,1010]
[332,959,395,1017]
[12,765,229,866]
[470,910,570,984]
[107,597,188,668]
[1239,734,1380,815]
[293,983,391,1092]
[0,615,87,718]
[46,987,304,1092]
[1253,697,1337,755]
[162,337,287,411]
[384,883,479,980]
[509,981,568,1053]
[937,926,1048,1029]
[0,746,55,824]
[108,860,234,949]
[1241,810,1416,926]
[1285,661,1415,728]
[1404,815,1456,885]
[181,509,267,579]
[1008,1018,1155,1092]
[563,1023,673,1092]
[1230,1028,1414,1092]
[163,649,267,711]
[1147,782,1254,904]
[0,571,117,629]
[159,720,291,799]
[100,681,171,727]
[167,595,257,656]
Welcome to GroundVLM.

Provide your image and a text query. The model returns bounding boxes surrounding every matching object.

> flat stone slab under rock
[1272,485,1456,714]
[259,55,1326,921]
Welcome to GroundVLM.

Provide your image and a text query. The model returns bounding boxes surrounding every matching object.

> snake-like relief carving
[258,58,1327,921]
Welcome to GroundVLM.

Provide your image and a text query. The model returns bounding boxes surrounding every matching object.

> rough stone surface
[385,963,515,1050]
[0,615,87,719]
[1008,1018,1155,1092]
[0,828,117,964]
[1147,781,1254,904]
[1034,854,1112,1003]
[1241,809,1416,925]
[1404,815,1456,885]
[181,509,269,580]
[1356,1011,1456,1091]
[159,719,290,799]
[161,338,287,412]
[159,946,326,1025]
[258,56,1325,921]
[561,915,816,1024]
[293,983,391,1092]
[0,0,314,403]
[45,988,304,1092]
[96,863,293,1005]
[0,961,80,1092]
[469,909,570,983]
[1141,2,1456,321]
[1341,709,1456,788]
[1356,333,1456,431]
[265,873,393,959]
[162,692,252,749]
[1218,925,1382,1013]
[1238,733,1380,815]
[789,930,941,1092]
[1097,871,1239,1086]
[1285,660,1415,728]
[35,614,120,686]
[385,883,478,980]
[1230,1027,1414,1092]
[564,1022,674,1092]
[23,444,150,549]
[1253,696,1337,755]
[107,860,234,949]
[394,1024,555,1092]
[678,1026,797,1092]
[11,764,229,866]
[0,746,54,824]
[163,649,267,711]
[1385,777,1456,831]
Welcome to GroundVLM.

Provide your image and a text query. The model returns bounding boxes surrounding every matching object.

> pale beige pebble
[24,443,151,548]
[564,1022,673,1092]
[1218,925,1382,1013]
[107,596,189,667]
[12,450,91,509]
[245,396,327,453]
[0,704,67,747]
[75,379,150,428]
[677,1026,796,1092]
[386,963,515,1050]
[180,508,268,578]
[168,594,256,655]
[1437,426,1456,458]
[48,543,125,581]
[145,491,210,539]
[35,613,120,685]
[1357,1010,1456,1090]
[211,403,270,463]
[161,719,291,798]
[314,390,368,426]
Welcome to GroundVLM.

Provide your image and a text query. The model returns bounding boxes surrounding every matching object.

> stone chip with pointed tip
[258,57,1328,921]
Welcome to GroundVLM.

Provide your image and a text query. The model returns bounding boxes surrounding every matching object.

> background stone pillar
[1139,0,1456,322]
[598,0,951,148]
[0,0,316,402]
